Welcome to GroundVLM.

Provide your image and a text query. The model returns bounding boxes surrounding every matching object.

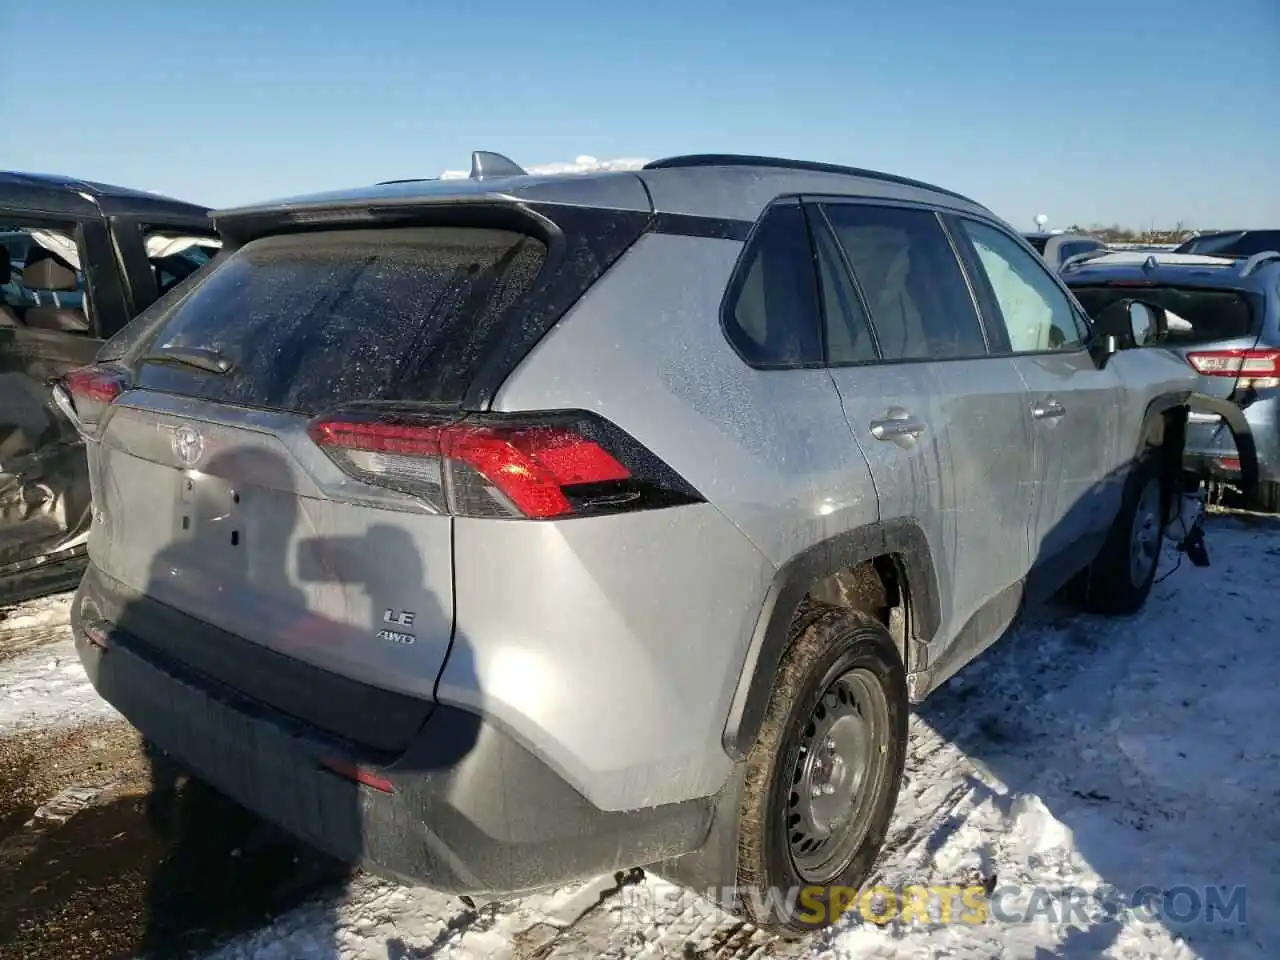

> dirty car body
[67,153,1204,924]
[0,172,218,604]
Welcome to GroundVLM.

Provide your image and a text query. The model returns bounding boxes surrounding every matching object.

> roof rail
[376,177,437,185]
[469,151,527,180]
[1239,250,1280,277]
[642,154,976,204]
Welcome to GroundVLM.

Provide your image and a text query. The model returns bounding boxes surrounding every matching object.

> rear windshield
[1025,235,1048,253]
[1070,285,1257,345]
[133,227,546,413]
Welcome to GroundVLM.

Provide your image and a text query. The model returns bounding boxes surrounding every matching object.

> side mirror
[1090,299,1168,364]
[1126,301,1166,347]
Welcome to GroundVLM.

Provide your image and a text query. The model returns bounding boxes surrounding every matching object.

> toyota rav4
[65,152,1211,934]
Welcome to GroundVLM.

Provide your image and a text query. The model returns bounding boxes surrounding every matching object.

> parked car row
[3,153,1273,935]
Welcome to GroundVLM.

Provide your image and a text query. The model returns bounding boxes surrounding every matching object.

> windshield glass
[1070,284,1257,345]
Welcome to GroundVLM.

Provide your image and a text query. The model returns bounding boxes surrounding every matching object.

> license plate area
[175,470,248,573]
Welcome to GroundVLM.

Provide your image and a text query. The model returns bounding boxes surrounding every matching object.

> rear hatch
[68,219,596,749]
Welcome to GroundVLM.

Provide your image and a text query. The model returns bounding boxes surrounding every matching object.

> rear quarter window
[132,227,546,413]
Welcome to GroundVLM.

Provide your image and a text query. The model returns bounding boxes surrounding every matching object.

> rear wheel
[735,603,908,936]
[1081,456,1165,615]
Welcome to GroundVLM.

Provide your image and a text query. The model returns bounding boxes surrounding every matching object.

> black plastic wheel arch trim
[721,519,939,762]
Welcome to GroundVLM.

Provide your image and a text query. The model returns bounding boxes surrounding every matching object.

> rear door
[85,225,550,701]
[812,199,1037,656]
[949,216,1125,588]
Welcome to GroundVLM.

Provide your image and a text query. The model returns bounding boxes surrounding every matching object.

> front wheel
[1081,457,1165,615]
[734,603,908,936]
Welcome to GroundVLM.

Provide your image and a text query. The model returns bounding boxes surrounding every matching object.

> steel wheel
[1128,475,1162,588]
[785,667,891,882]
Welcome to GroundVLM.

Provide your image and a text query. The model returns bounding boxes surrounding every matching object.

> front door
[947,215,1125,597]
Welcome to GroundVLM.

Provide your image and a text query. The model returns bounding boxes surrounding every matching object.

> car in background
[1174,230,1280,257]
[1063,249,1280,512]
[0,172,218,604]
[1023,231,1108,270]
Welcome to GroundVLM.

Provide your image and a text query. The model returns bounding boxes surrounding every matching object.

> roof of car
[213,152,995,232]
[0,171,211,223]
[1060,250,1280,290]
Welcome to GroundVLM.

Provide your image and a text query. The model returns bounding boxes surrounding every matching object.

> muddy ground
[0,628,349,959]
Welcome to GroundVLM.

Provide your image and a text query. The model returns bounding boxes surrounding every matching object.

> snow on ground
[0,592,120,731]
[2,514,1276,958]
[194,513,1280,960]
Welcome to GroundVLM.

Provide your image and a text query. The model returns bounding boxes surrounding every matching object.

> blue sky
[4,0,1277,230]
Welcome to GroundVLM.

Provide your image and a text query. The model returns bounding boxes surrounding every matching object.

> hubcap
[1129,477,1162,587]
[786,668,890,882]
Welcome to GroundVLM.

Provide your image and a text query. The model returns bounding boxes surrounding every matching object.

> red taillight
[308,409,698,520]
[65,365,126,404]
[1186,349,1280,379]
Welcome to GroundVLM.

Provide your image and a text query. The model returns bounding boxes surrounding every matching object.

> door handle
[1032,399,1066,420]
[870,410,927,443]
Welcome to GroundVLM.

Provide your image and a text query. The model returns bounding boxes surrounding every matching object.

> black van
[0,172,217,604]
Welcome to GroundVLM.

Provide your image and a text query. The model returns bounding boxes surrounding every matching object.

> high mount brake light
[1186,349,1280,389]
[308,410,700,520]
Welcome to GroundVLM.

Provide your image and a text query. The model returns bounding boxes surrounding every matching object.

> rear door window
[1070,285,1257,345]
[134,226,547,413]
[821,203,987,360]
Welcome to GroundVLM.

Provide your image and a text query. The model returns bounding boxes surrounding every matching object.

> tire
[1247,481,1280,515]
[1080,456,1165,616]
[735,602,908,936]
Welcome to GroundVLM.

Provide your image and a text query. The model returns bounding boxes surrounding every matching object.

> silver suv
[64,152,1202,934]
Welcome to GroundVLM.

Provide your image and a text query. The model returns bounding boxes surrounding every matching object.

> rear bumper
[1185,396,1280,486]
[71,564,712,896]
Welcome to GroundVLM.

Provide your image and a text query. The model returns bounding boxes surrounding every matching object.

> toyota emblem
[172,425,205,467]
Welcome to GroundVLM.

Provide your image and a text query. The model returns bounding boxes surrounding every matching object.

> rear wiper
[140,346,234,375]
